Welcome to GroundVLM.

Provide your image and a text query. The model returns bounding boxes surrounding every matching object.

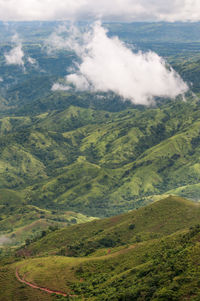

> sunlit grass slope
[1,196,200,300]
[1,98,200,217]
[13,229,200,301]
[22,196,200,257]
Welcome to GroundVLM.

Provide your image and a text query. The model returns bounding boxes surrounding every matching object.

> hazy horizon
[0,0,199,22]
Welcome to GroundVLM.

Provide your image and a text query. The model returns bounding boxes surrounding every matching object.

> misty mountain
[1,18,200,301]
[0,22,200,232]
[1,0,200,298]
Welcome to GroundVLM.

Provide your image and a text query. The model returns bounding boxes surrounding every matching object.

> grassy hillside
[1,22,200,240]
[13,229,200,301]
[0,189,96,247]
[1,98,200,217]
[1,196,200,300]
[19,196,200,257]
[1,22,200,300]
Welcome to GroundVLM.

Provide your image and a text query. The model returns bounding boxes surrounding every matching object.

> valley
[0,21,200,300]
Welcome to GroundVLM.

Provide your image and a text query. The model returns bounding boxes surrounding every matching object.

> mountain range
[1,21,200,301]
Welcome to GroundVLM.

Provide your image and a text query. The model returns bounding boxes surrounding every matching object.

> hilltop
[1,196,200,300]
[19,196,200,257]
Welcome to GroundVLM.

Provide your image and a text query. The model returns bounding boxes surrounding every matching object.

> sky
[0,0,200,22]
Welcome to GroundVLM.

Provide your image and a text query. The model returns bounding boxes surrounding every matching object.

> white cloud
[5,45,24,66]
[27,57,37,65]
[45,24,85,55]
[51,83,70,91]
[4,34,25,66]
[4,35,39,68]
[0,0,199,22]
[52,22,188,105]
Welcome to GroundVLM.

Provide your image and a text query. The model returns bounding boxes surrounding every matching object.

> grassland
[1,89,200,247]
[20,196,200,257]
[1,22,200,300]
[1,97,200,218]
[1,196,200,300]
[0,94,199,249]
[0,194,96,247]
[1,23,200,247]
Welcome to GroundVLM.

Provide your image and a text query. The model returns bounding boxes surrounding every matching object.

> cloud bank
[51,83,70,91]
[50,22,188,105]
[0,0,200,22]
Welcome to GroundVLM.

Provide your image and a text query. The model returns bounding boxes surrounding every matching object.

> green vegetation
[0,200,96,247]
[0,24,200,224]
[1,196,200,300]
[1,22,200,300]
[19,196,200,257]
[2,89,200,248]
[1,98,200,220]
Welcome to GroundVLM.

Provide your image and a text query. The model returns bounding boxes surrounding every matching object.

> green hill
[20,196,200,257]
[1,196,200,300]
[2,94,200,248]
[1,22,200,300]
[1,98,200,218]
[1,23,200,244]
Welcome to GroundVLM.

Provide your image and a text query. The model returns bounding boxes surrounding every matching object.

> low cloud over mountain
[50,22,188,105]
